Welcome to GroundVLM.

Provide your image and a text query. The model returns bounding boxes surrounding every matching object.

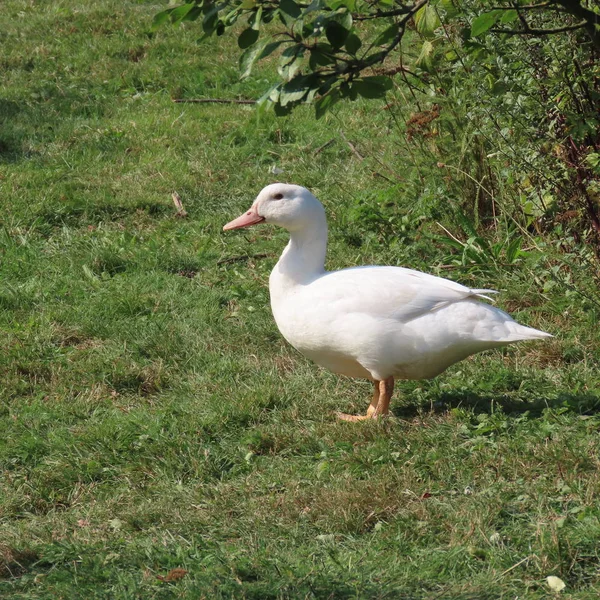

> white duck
[223,183,551,421]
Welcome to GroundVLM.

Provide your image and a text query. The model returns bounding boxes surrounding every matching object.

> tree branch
[554,0,600,49]
[491,20,587,36]
[489,2,555,9]
[172,98,256,104]
[339,0,427,77]
[353,1,425,21]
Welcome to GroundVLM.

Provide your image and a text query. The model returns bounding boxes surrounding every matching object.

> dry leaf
[172,192,188,218]
[157,568,188,582]
[546,575,566,592]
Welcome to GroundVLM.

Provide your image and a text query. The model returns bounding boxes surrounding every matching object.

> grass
[1,1,600,598]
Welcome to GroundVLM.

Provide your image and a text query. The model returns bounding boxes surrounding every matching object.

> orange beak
[223,205,265,231]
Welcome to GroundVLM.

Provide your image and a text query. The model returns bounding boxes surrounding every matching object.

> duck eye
[273,193,284,200]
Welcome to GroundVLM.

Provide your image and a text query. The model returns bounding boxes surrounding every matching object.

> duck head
[223,183,325,233]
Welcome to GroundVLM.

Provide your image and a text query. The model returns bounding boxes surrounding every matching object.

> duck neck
[274,220,328,286]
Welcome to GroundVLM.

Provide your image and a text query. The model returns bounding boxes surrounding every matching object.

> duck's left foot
[336,412,370,422]
[336,377,395,422]
[336,412,382,422]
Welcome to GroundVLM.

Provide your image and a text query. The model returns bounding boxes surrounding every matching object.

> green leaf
[332,10,352,31]
[280,81,310,105]
[315,460,330,479]
[444,49,458,61]
[344,32,362,54]
[239,41,266,79]
[182,6,202,22]
[302,21,316,39]
[170,3,196,25]
[250,5,263,30]
[280,43,303,66]
[222,7,240,26]
[203,4,221,34]
[274,102,293,116]
[257,40,287,60]
[326,21,349,48]
[363,50,385,65]
[440,0,459,18]
[278,44,304,79]
[304,0,326,14]
[339,80,357,100]
[309,48,335,69]
[315,88,340,119]
[257,83,282,107]
[373,24,399,46]
[238,27,259,49]
[414,5,441,38]
[280,0,302,19]
[305,86,318,104]
[365,75,393,91]
[415,39,435,70]
[351,76,393,99]
[329,0,355,10]
[499,9,518,24]
[279,74,320,107]
[151,9,173,32]
[471,11,502,37]
[491,79,508,95]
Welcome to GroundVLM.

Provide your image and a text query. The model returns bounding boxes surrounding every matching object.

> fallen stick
[340,131,364,161]
[172,98,256,105]
[313,139,336,156]
[217,253,270,265]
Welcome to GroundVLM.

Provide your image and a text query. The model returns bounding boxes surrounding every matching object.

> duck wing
[308,266,497,324]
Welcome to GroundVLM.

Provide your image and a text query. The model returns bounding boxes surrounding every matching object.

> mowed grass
[1,1,600,598]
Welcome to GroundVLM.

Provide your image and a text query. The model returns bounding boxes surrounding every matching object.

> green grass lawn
[1,1,600,598]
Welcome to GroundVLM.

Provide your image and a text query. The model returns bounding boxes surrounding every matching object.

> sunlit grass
[1,1,599,598]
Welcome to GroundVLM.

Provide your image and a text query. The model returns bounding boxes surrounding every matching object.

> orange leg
[366,382,380,418]
[373,377,394,417]
[337,377,394,422]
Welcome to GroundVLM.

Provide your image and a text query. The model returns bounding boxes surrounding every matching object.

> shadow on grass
[0,74,110,165]
[0,545,39,580]
[393,389,600,420]
[0,100,38,164]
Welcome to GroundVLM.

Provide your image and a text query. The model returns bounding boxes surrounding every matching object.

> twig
[340,131,364,161]
[353,0,426,21]
[172,98,256,105]
[372,65,417,78]
[499,555,531,577]
[171,192,188,218]
[436,263,520,269]
[437,162,495,200]
[217,253,270,265]
[436,221,464,245]
[555,0,600,49]
[313,139,336,156]
[338,0,427,73]
[373,172,394,182]
[429,585,452,600]
[490,2,551,8]
[491,21,587,36]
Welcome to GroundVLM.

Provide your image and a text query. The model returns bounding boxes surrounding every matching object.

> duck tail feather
[471,288,499,302]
